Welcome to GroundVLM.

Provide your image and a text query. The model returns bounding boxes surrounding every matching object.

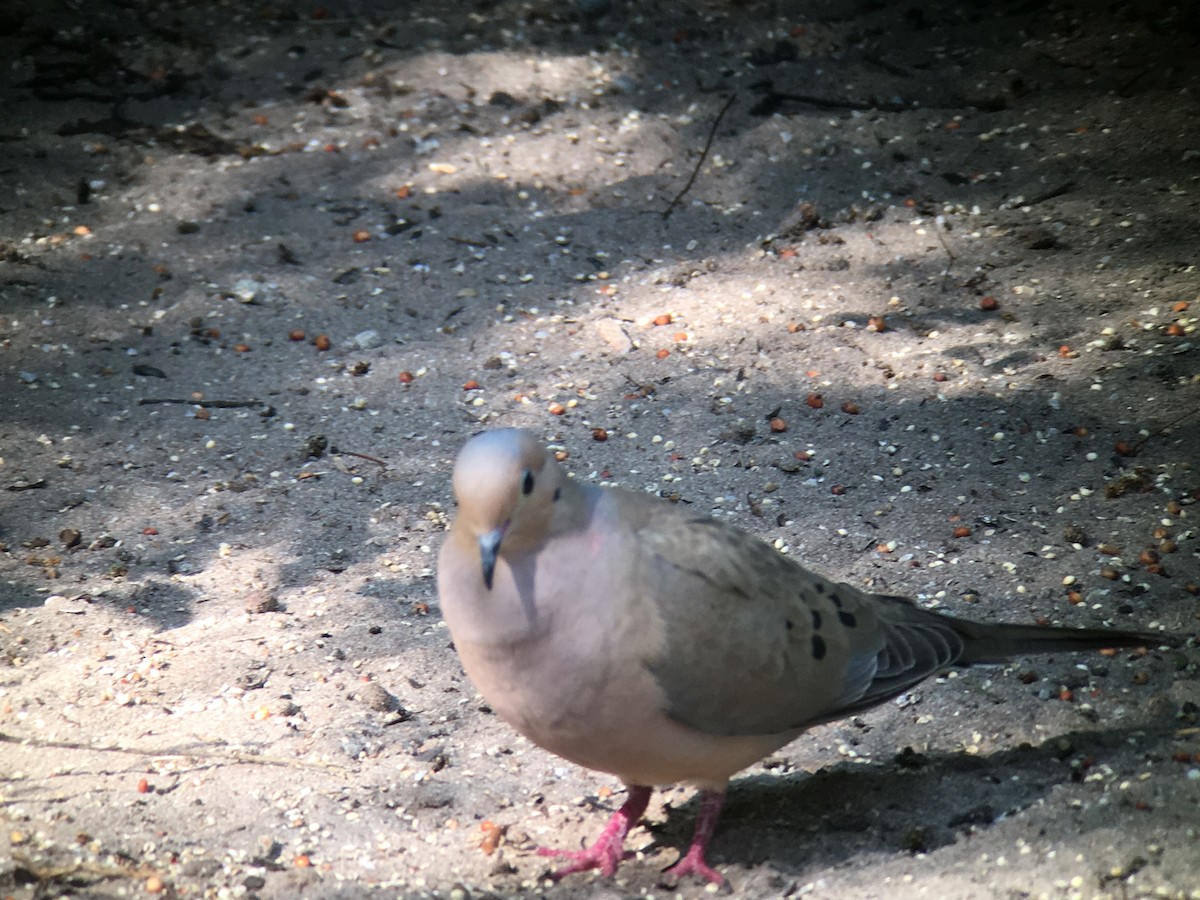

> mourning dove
[437,428,1172,885]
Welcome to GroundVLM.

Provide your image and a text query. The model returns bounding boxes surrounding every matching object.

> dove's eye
[521,470,535,495]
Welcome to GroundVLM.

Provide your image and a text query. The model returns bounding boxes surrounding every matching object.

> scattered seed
[806,393,824,409]
[952,526,971,538]
[288,329,306,342]
[867,315,886,332]
[145,876,165,894]
[933,372,948,382]
[548,402,566,415]
[653,313,673,326]
[1100,565,1120,580]
[233,343,251,353]
[794,450,813,461]
[1172,300,1189,312]
[1114,440,1136,456]
[1166,500,1182,516]
[841,401,860,415]
[673,331,688,342]
[313,334,331,351]
[1067,591,1083,604]
[294,854,312,868]
[137,778,150,793]
[592,428,608,442]
[1139,548,1160,566]
[398,371,415,384]
[1132,671,1150,686]
[480,820,504,855]
[830,484,846,495]
[194,408,211,421]
[352,230,371,243]
[786,322,805,333]
[769,417,787,433]
[1166,322,1185,337]
[980,295,999,311]
[656,348,670,359]
[463,380,482,391]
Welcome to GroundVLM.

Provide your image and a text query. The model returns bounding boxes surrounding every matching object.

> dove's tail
[952,618,1172,665]
[873,593,1176,665]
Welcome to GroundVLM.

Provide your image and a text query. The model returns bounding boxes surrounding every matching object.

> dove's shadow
[647,723,1180,875]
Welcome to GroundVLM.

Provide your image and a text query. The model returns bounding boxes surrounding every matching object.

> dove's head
[450,429,563,590]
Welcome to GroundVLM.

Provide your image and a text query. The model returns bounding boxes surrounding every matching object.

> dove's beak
[478,526,505,591]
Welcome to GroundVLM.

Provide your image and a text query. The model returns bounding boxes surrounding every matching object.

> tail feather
[952,619,1173,665]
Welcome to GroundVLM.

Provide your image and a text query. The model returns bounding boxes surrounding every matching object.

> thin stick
[138,398,264,408]
[333,449,389,468]
[0,731,348,773]
[662,93,736,221]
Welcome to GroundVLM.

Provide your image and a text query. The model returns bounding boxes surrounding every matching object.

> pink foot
[537,785,652,880]
[662,844,727,887]
[659,790,728,888]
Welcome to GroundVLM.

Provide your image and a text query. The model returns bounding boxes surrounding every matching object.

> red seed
[398,371,414,384]
[656,348,670,359]
[462,380,481,391]
[786,322,805,333]
[830,484,845,495]
[653,313,673,326]
[980,295,999,311]
[769,417,787,433]
[793,450,813,461]
[841,401,860,415]
[313,334,331,351]
[933,372,948,382]
[592,428,608,442]
[952,526,971,538]
[142,527,159,536]
[548,402,565,416]
[1114,440,1135,456]
[805,393,824,409]
[1166,322,1185,337]
[288,329,306,342]
[137,778,150,794]
[352,229,371,243]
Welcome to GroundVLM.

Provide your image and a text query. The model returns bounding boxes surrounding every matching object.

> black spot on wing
[812,634,827,660]
[812,609,822,630]
[838,610,857,628]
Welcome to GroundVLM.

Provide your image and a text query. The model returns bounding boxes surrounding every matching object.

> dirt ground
[2,1,1199,897]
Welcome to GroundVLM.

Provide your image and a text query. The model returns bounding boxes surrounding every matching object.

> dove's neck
[441,479,611,649]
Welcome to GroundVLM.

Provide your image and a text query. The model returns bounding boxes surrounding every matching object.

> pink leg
[661,789,727,887]
[538,784,652,879]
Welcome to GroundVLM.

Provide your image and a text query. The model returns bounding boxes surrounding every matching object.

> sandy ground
[1,1,1199,897]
